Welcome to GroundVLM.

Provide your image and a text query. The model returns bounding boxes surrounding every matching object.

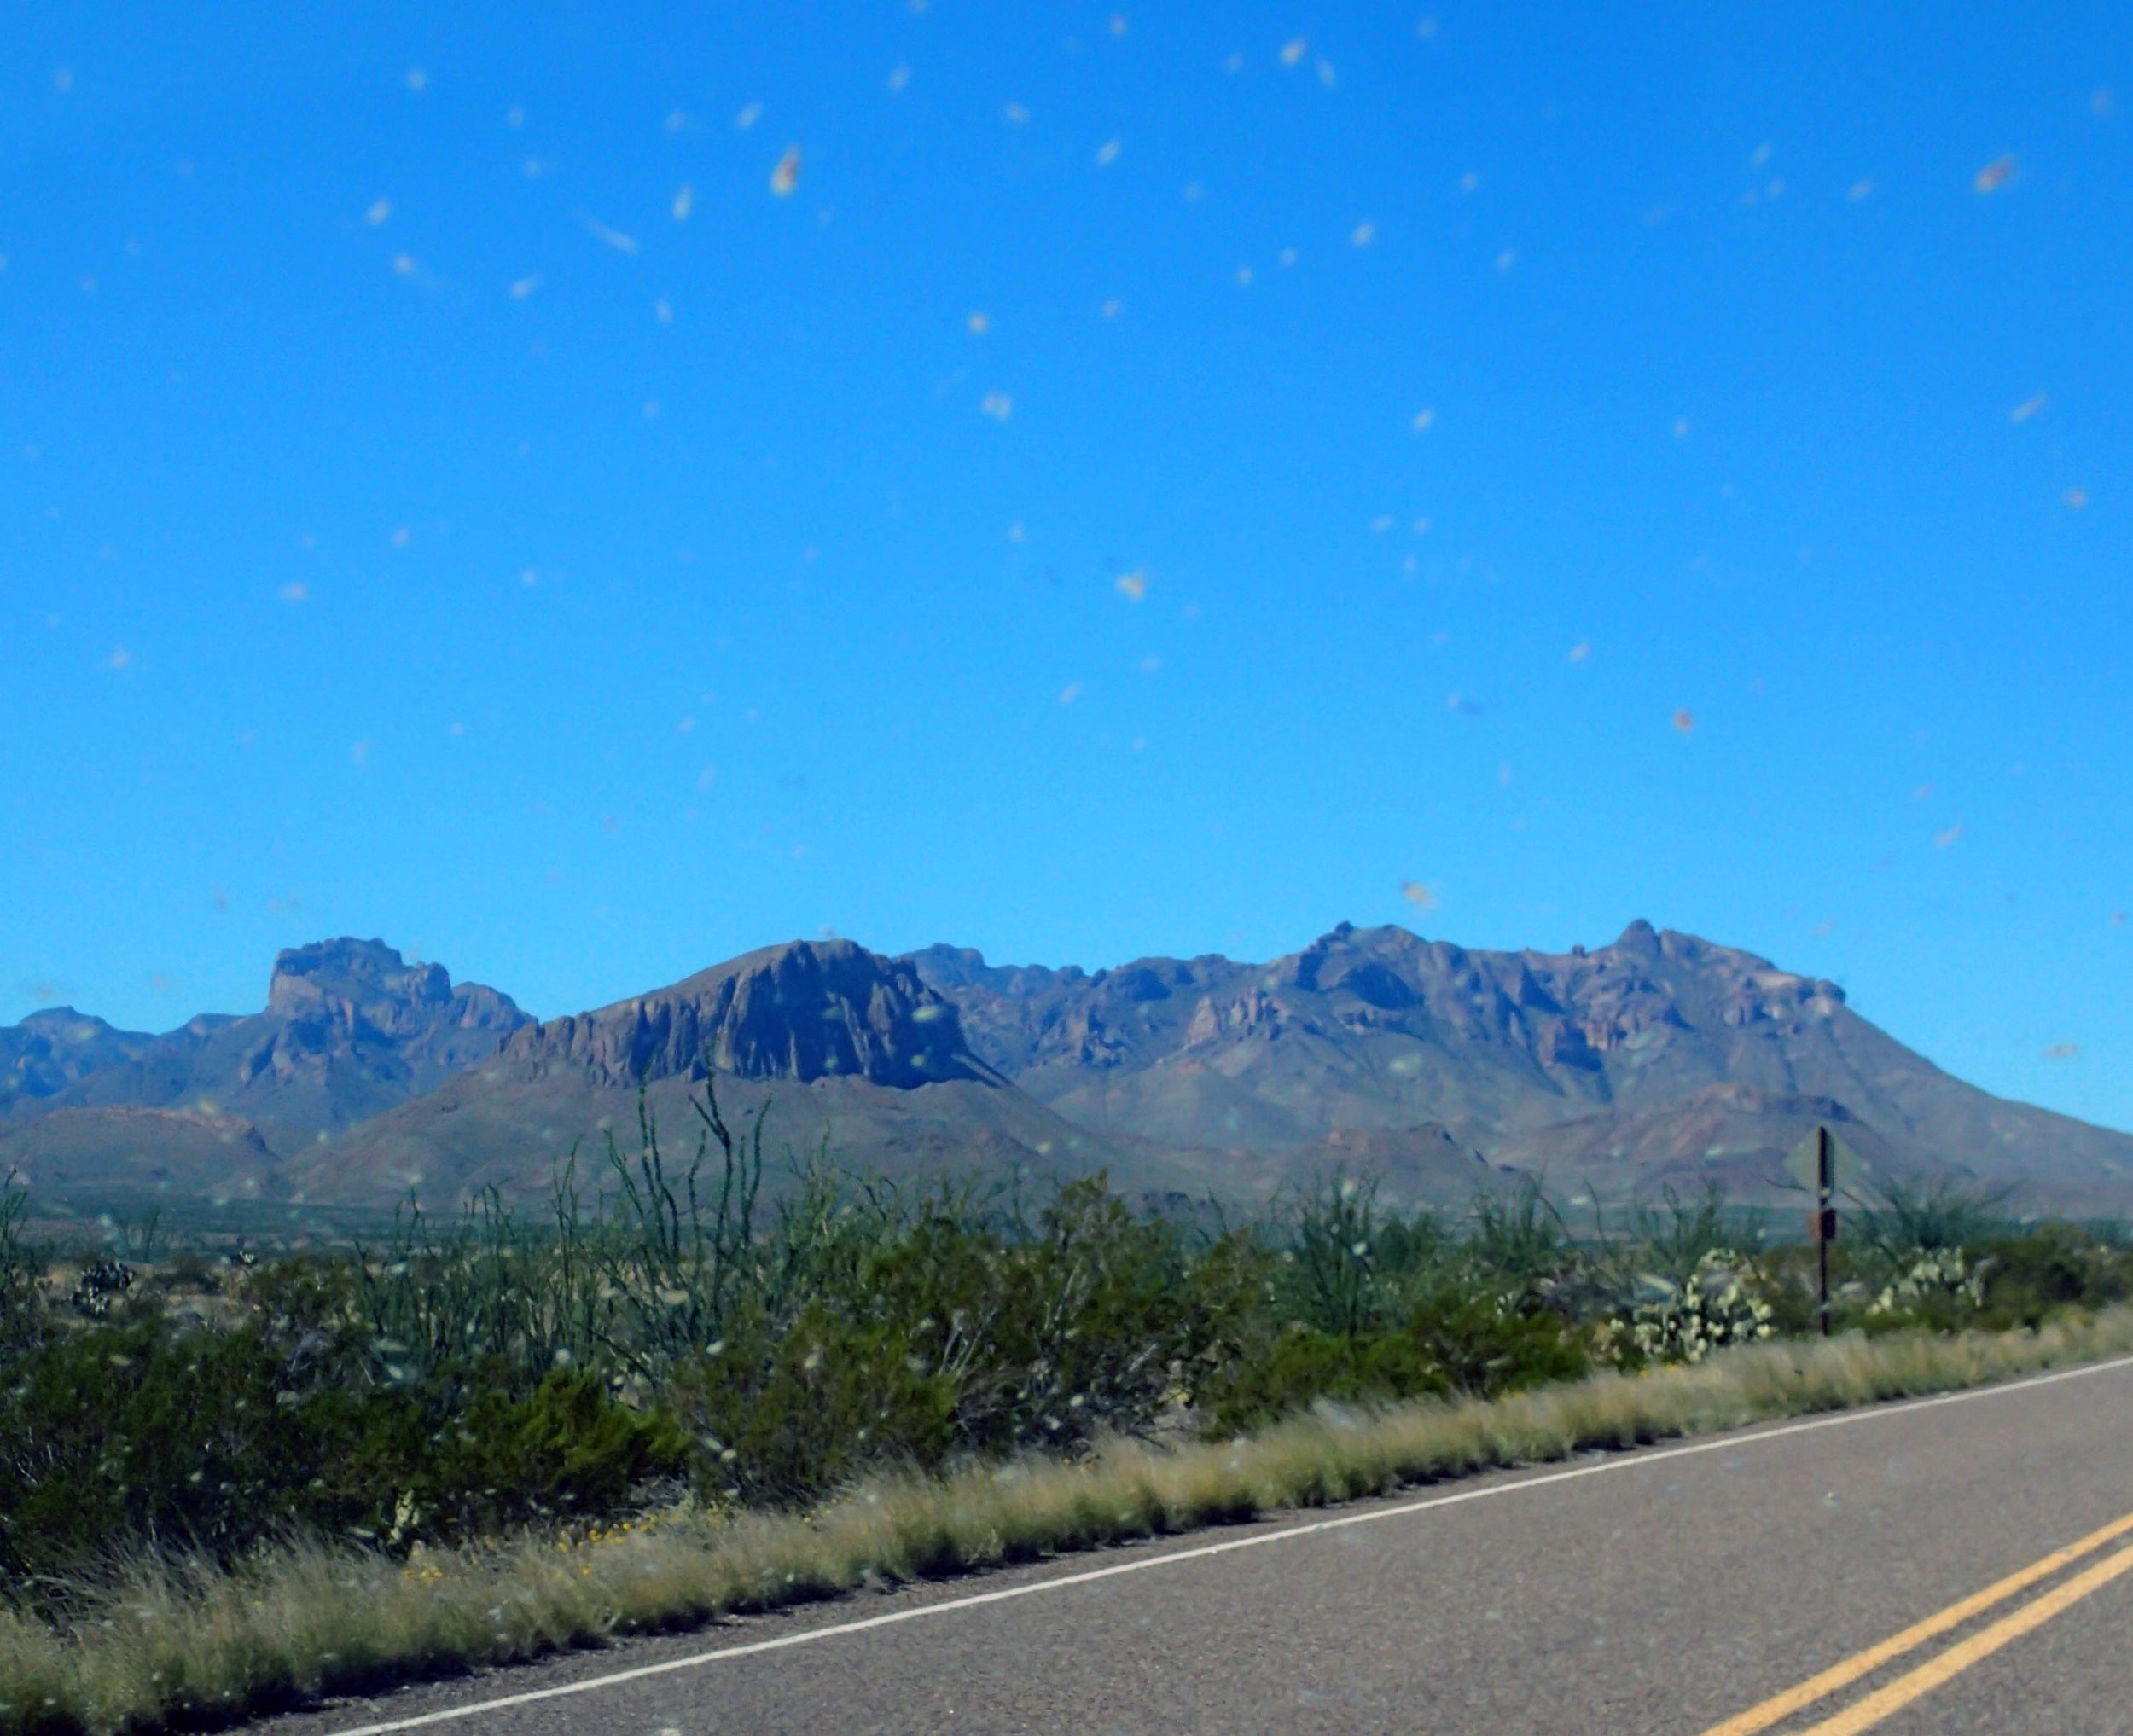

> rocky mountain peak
[268,938,450,1026]
[263,938,526,1044]
[503,938,995,1091]
[1613,918,1662,954]
[1,1008,162,1112]
[15,1007,127,1042]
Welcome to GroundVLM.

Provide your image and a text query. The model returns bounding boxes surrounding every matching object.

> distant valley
[5,923,2130,1215]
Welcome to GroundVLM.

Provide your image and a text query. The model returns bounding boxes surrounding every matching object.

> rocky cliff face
[0,938,530,1153]
[296,941,1107,1211]
[497,939,997,1090]
[239,938,531,1093]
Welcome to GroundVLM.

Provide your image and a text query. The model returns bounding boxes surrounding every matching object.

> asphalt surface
[264,1356,2133,1736]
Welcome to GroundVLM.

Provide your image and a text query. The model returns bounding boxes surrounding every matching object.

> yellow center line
[1795,1540,2133,1735]
[1696,1508,2133,1736]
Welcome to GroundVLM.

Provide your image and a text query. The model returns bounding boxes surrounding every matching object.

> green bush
[668,1307,962,1505]
[1841,1222,2133,1338]
[420,1367,690,1534]
[1195,1298,1587,1436]
[1418,1297,1589,1395]
[669,1176,1260,1504]
[0,1316,693,1592]
[1975,1228,2130,1325]
[1193,1326,1450,1434]
[0,1318,381,1582]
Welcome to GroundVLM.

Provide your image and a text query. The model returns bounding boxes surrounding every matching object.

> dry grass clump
[4,1309,2130,1734]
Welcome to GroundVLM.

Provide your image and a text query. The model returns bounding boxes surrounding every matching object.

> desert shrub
[667,1306,962,1505]
[1275,1171,1392,1338]
[669,1174,1256,1503]
[1193,1326,1450,1433]
[416,1367,690,1535]
[155,1250,224,1295]
[241,1249,362,1342]
[1194,1296,1587,1436]
[1415,1295,1589,1395]
[1971,1227,2132,1327]
[1852,1176,2011,1264]
[0,1317,385,1585]
[0,1182,44,1367]
[0,1312,694,1594]
[1461,1177,1574,1306]
[964,1176,1219,1449]
[1264,1173,1486,1339]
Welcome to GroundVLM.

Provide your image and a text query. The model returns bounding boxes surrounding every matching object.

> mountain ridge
[899,920,2133,1207]
[4,924,2129,1213]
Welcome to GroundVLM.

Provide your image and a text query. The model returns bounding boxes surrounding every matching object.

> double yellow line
[1698,1509,2133,1735]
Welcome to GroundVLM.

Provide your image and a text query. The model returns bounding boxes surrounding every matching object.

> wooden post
[1815,1123,1834,1337]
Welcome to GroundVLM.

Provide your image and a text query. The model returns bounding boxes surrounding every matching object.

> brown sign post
[1783,1126,1869,1348]
[1787,1123,1863,1338]
[1809,1124,1835,1337]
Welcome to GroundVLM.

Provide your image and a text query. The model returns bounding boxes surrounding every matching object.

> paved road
[268,1356,2133,1736]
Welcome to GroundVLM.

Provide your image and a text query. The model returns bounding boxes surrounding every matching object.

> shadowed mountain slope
[1,1008,173,1118]
[0,1105,283,1201]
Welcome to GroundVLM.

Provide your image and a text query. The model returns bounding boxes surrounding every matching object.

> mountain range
[0,939,528,1199]
[4,923,2129,1215]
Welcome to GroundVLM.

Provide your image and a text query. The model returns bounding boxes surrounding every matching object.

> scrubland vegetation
[1,1081,2129,1733]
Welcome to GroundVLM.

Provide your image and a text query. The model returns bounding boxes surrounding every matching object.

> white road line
[317,1353,2133,1734]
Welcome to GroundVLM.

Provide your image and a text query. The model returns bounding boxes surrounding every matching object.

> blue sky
[3,2,2129,1130]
